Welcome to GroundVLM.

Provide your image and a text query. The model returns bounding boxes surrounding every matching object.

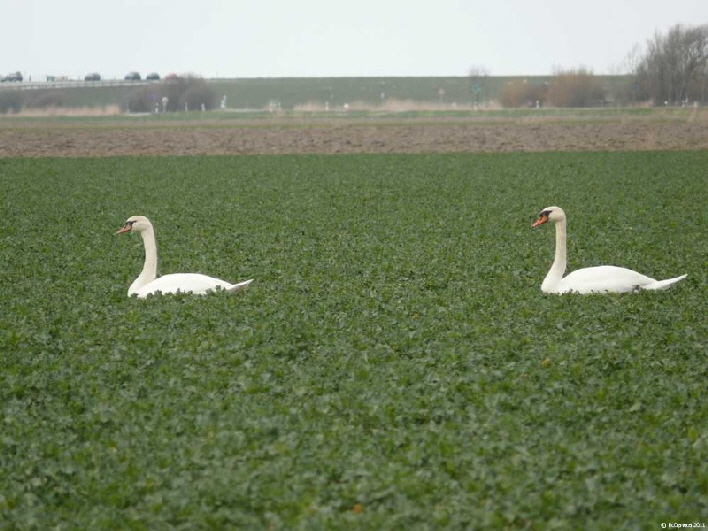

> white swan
[532,206,686,294]
[117,216,253,298]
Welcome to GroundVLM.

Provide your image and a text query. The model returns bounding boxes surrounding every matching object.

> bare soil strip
[1,114,707,156]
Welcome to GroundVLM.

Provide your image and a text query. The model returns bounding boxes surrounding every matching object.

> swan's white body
[118,216,253,298]
[533,206,686,294]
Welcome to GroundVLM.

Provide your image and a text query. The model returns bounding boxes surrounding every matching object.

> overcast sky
[3,0,706,80]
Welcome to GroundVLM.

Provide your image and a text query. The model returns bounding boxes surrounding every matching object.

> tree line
[492,23,708,108]
[633,24,708,104]
[1,24,706,113]
[0,76,218,114]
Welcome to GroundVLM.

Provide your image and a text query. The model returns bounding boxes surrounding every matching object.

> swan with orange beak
[117,215,253,298]
[533,206,686,294]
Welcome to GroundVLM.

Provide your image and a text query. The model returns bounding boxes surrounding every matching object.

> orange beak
[116,224,132,234]
[532,214,549,228]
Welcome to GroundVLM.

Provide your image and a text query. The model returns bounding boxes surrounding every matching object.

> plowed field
[2,112,707,156]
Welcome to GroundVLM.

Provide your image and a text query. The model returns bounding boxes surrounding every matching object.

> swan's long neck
[129,226,158,295]
[542,217,568,293]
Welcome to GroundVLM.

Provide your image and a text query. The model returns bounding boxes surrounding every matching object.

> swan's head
[117,215,153,234]
[532,206,565,227]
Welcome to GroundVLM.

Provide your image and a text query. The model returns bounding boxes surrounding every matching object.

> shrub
[124,91,152,113]
[124,76,217,113]
[499,80,547,108]
[180,84,217,111]
[24,90,66,108]
[547,69,605,107]
[0,91,23,114]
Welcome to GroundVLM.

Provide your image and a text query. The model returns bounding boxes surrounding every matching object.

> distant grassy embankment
[1,76,634,112]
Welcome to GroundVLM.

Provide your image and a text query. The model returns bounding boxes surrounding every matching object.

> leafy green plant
[0,152,706,529]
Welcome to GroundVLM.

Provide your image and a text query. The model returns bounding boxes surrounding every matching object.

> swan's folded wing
[136,273,233,297]
[558,266,657,294]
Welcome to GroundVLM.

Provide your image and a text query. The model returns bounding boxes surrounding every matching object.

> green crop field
[1,152,706,529]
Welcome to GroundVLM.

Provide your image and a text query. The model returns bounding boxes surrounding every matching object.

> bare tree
[634,24,708,104]
[695,61,708,103]
[468,65,490,106]
[622,43,644,75]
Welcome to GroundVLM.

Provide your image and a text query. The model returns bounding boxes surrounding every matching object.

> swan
[532,206,686,294]
[117,216,253,298]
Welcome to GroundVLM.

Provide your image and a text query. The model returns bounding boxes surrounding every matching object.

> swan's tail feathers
[227,278,254,293]
[641,274,687,291]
